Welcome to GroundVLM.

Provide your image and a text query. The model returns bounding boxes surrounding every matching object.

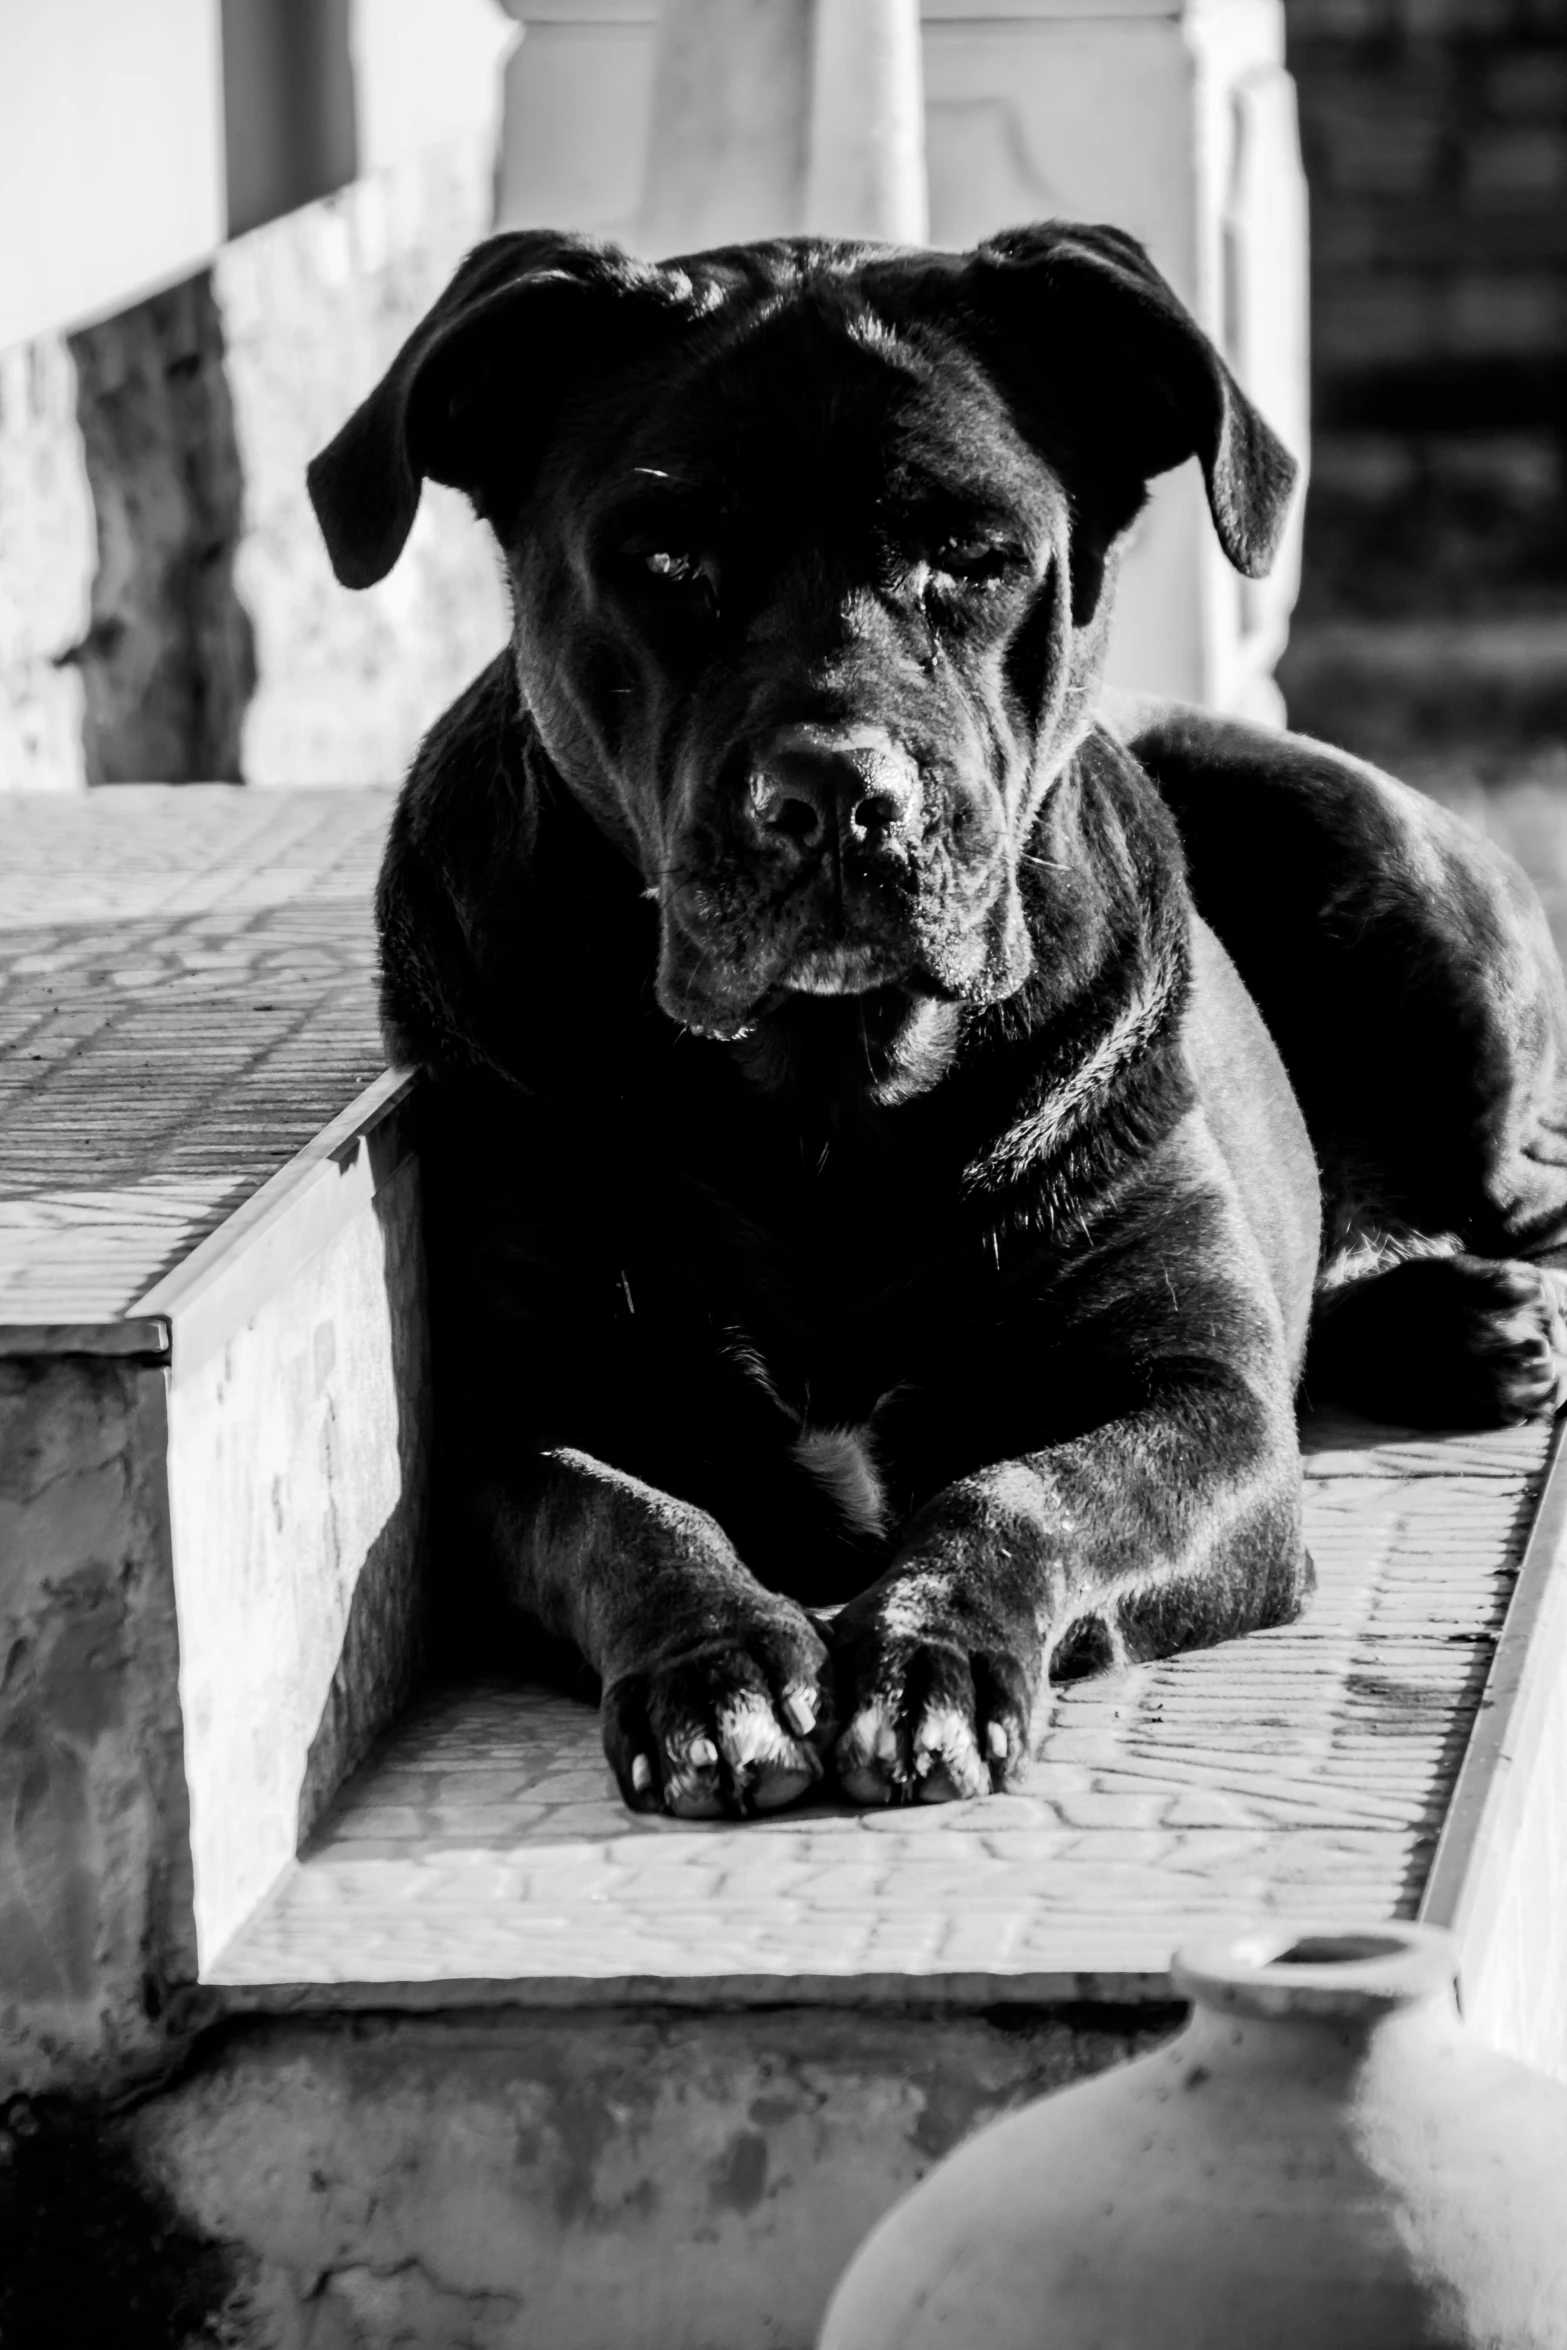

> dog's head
[310,223,1294,1051]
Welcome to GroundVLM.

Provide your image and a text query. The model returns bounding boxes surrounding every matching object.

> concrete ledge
[127,2002,1183,2350]
[0,784,425,2092]
[1419,1413,1567,2067]
[208,1420,1563,2069]
[0,1067,429,2094]
[0,1353,190,2090]
[155,1069,429,1973]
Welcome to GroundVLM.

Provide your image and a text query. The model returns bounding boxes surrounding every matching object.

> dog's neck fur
[962,731,1194,1214]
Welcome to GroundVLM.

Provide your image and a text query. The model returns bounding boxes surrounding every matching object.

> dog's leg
[487,1449,835,1817]
[1307,1253,1567,1427]
[829,1361,1308,1807]
[1130,704,1567,1424]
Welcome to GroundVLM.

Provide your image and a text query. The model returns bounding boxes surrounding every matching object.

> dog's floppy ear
[307,230,682,589]
[968,220,1297,579]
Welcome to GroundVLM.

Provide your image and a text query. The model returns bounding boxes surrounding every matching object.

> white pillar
[635,0,815,257]
[920,0,1308,721]
[804,0,928,245]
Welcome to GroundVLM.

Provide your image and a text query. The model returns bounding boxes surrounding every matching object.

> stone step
[0,784,428,2090]
[6,782,1567,2349]
[207,1415,1563,2053]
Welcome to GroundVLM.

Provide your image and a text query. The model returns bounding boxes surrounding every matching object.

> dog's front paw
[829,1602,1035,1807]
[602,1603,833,1820]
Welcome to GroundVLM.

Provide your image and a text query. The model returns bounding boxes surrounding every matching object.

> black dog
[309,221,1567,1820]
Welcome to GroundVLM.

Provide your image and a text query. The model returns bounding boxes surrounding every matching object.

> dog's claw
[630,1753,654,1797]
[783,1684,818,1736]
[986,1721,1009,1762]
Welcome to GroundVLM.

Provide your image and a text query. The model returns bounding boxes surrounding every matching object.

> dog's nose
[747,729,920,858]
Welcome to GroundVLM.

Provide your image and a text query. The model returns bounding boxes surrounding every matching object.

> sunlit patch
[846,310,900,352]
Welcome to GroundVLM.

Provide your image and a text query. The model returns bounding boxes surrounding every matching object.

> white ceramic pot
[819,1922,1567,2348]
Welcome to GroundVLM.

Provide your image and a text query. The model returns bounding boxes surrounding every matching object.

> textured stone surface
[0,784,389,1324]
[0,336,93,794]
[0,134,508,793]
[169,1148,429,1970]
[1420,1417,1567,2079]
[217,140,510,788]
[134,2004,1179,2350]
[67,273,257,785]
[0,781,426,2093]
[212,1417,1549,2004]
[1460,1653,1567,2078]
[0,1355,192,2095]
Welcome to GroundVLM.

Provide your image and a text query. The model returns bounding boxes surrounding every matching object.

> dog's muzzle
[742,724,922,869]
[656,716,1025,1033]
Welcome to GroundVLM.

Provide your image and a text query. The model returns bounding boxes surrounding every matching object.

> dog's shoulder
[1006,718,1193,1035]
[951,724,1196,1201]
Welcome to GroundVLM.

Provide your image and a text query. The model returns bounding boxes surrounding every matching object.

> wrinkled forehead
[572,289,1059,545]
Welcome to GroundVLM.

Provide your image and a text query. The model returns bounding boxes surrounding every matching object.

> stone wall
[0,337,93,792]
[0,134,509,793]
[0,2002,1175,2350]
[68,276,257,785]
[0,1355,194,2096]
[216,142,509,789]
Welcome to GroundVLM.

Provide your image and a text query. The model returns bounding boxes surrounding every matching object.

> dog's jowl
[309,221,1567,1818]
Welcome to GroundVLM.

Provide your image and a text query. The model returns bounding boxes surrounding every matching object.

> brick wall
[1286,0,1567,616]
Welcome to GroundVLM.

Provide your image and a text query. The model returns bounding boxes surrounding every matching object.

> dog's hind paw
[1308,1253,1567,1429]
[601,1606,833,1819]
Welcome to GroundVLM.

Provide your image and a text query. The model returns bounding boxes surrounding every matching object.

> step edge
[131,1064,418,1382]
[204,1963,1198,2015]
[1417,1404,1567,1967]
[0,1315,171,1359]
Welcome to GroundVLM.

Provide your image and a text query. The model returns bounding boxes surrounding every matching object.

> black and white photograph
[3,1,1567,2342]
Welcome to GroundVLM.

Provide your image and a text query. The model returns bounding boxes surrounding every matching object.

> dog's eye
[635,548,721,614]
[930,536,1016,585]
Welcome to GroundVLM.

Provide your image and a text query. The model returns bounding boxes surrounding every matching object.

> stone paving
[213,1417,1550,2003]
[0,785,391,1327]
